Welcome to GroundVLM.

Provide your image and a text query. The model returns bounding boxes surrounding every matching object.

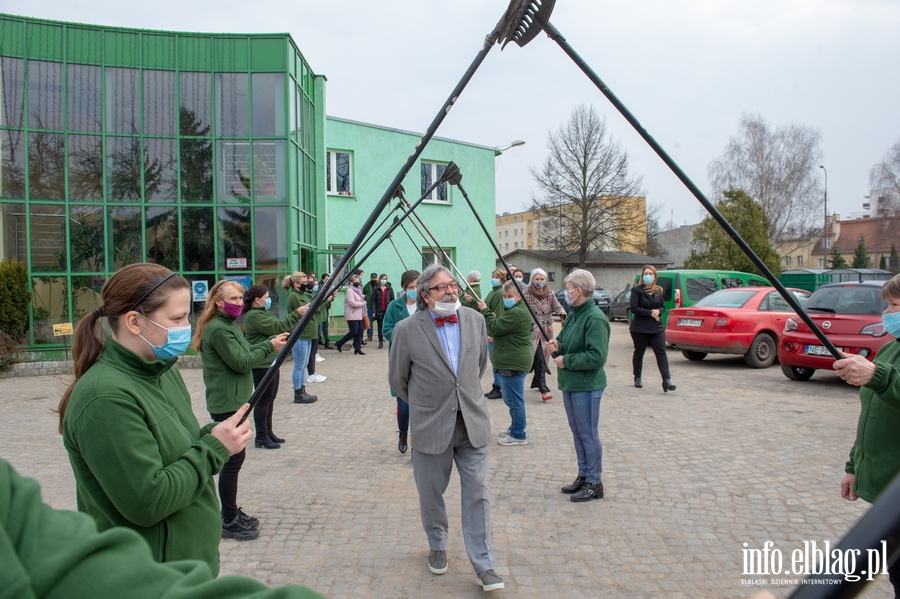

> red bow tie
[435,314,458,327]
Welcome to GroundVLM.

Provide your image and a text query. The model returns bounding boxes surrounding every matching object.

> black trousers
[630,330,671,380]
[251,368,279,441]
[336,320,363,351]
[307,338,319,374]
[529,342,550,393]
[210,410,245,521]
[372,315,385,342]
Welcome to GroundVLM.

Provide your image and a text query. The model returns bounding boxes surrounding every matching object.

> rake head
[493,0,557,49]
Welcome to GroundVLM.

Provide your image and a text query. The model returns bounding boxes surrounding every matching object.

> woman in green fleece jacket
[546,269,610,504]
[833,274,900,596]
[58,263,254,576]
[191,279,287,541]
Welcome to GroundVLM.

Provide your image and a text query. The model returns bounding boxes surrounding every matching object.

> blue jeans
[488,341,500,388]
[397,398,409,436]
[497,371,527,440]
[562,389,604,483]
[291,338,312,390]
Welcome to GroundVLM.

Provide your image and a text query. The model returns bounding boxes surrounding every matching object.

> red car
[666,287,811,368]
[778,281,890,381]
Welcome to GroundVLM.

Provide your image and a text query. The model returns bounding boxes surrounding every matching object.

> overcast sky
[9,0,900,228]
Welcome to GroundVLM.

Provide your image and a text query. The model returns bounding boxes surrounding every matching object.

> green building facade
[0,15,324,349]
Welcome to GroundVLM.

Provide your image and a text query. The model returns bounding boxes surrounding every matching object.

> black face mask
[353,282,361,288]
[305,282,315,291]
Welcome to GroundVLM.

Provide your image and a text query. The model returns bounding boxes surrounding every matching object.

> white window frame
[326,150,353,196]
[421,161,449,203]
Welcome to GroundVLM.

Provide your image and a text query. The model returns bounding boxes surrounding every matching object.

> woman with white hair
[546,269,610,502]
[523,268,567,400]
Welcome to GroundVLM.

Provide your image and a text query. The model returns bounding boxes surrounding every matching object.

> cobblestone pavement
[1,321,893,598]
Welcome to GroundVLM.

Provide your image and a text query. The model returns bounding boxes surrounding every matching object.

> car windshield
[805,286,887,315]
[593,290,611,301]
[693,289,757,309]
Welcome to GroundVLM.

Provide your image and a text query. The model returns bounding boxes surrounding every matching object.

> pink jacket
[344,285,367,321]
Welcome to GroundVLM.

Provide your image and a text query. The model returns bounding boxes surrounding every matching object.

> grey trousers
[411,411,495,575]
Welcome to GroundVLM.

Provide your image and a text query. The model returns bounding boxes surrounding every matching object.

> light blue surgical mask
[139,315,192,360]
[312,285,319,292]
[491,278,501,288]
[264,297,272,310]
[380,279,387,285]
[533,281,545,289]
[503,298,516,309]
[406,289,417,301]
[884,311,900,338]
[642,274,655,285]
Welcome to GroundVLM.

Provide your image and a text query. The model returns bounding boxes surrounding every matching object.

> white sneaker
[497,428,509,436]
[306,373,327,383]
[498,435,527,446]
[315,353,324,362]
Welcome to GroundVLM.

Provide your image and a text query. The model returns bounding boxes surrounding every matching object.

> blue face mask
[491,278,501,288]
[264,297,272,310]
[533,281,545,289]
[883,311,900,338]
[139,315,192,360]
[313,285,319,292]
[503,298,516,309]
[643,274,655,285]
[406,289,417,301]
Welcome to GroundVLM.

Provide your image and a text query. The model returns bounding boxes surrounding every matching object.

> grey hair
[882,273,900,302]
[565,269,595,297]
[530,267,547,280]
[502,279,522,297]
[416,264,454,311]
[467,270,482,283]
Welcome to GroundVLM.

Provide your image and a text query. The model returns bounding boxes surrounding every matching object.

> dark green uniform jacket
[482,299,533,372]
[287,288,318,340]
[200,312,272,414]
[383,295,419,398]
[552,299,610,391]
[62,340,229,575]
[1,458,325,597]
[485,285,505,315]
[243,306,303,369]
[846,339,900,503]
[460,282,483,311]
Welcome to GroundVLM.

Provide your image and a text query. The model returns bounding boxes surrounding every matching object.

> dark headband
[129,272,177,312]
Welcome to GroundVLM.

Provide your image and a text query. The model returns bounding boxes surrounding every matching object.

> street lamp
[494,139,526,156]
[819,165,827,267]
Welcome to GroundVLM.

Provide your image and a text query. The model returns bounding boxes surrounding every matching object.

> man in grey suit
[388,264,504,593]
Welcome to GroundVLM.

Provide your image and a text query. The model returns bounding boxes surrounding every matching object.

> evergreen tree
[891,244,899,274]
[851,237,871,268]
[880,255,888,269]
[683,189,781,276]
[829,246,848,269]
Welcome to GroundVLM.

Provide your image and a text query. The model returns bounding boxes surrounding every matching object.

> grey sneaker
[498,435,527,446]
[497,427,509,436]
[477,569,505,592]
[428,549,448,575]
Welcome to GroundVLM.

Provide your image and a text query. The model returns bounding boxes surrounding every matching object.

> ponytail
[58,306,107,433]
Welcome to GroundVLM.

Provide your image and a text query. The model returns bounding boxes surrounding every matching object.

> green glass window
[143,70,176,136]
[67,64,101,133]
[27,60,63,130]
[0,57,25,128]
[67,135,103,200]
[107,136,141,201]
[105,67,139,134]
[72,276,104,325]
[144,138,177,202]
[217,206,251,270]
[145,206,179,269]
[251,73,283,137]
[28,132,65,199]
[254,206,287,271]
[0,130,25,199]
[179,72,211,136]
[32,276,68,344]
[69,205,105,272]
[182,206,214,271]
[218,140,251,202]
[109,205,141,268]
[29,203,66,272]
[253,140,285,202]
[216,73,249,137]
[180,136,212,202]
[0,203,25,262]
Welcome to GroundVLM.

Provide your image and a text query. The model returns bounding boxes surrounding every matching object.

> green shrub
[0,260,30,339]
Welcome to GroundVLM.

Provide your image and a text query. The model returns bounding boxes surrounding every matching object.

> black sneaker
[237,507,259,528]
[484,388,502,400]
[222,514,259,541]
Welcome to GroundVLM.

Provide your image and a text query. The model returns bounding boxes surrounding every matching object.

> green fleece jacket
[0,459,325,598]
[200,312,273,414]
[845,339,900,503]
[383,295,419,398]
[243,306,303,369]
[552,298,610,391]
[482,299,534,371]
[485,285,506,315]
[460,282,483,311]
[62,340,229,575]
[286,288,317,340]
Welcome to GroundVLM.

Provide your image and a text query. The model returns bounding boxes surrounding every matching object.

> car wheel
[781,363,815,381]
[744,333,776,368]
[681,350,707,361]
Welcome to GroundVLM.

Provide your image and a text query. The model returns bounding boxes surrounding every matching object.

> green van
[628,270,771,327]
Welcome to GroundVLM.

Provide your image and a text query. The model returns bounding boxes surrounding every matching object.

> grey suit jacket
[388,306,490,454]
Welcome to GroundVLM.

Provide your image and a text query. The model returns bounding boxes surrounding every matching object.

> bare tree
[868,139,900,216]
[528,104,644,268]
[708,114,823,251]
[641,200,668,259]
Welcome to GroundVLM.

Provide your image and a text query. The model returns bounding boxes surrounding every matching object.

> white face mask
[431,299,461,317]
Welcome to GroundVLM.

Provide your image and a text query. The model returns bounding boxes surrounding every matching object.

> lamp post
[494,139,525,156]
[819,165,827,267]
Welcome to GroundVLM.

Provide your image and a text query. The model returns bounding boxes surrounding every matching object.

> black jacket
[629,285,665,334]
[372,284,395,319]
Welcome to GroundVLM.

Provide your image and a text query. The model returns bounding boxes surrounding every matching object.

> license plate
[805,345,841,356]
[678,318,702,327]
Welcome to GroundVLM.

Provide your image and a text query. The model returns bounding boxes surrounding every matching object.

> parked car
[609,287,631,321]
[778,281,890,381]
[632,270,771,327]
[666,287,811,368]
[556,287,612,316]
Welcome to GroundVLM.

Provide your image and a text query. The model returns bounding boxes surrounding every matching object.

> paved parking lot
[0,320,892,598]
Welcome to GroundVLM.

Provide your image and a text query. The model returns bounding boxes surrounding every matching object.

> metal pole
[820,165,828,267]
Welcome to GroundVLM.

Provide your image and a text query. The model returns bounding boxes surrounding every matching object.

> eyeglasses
[428,281,460,293]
